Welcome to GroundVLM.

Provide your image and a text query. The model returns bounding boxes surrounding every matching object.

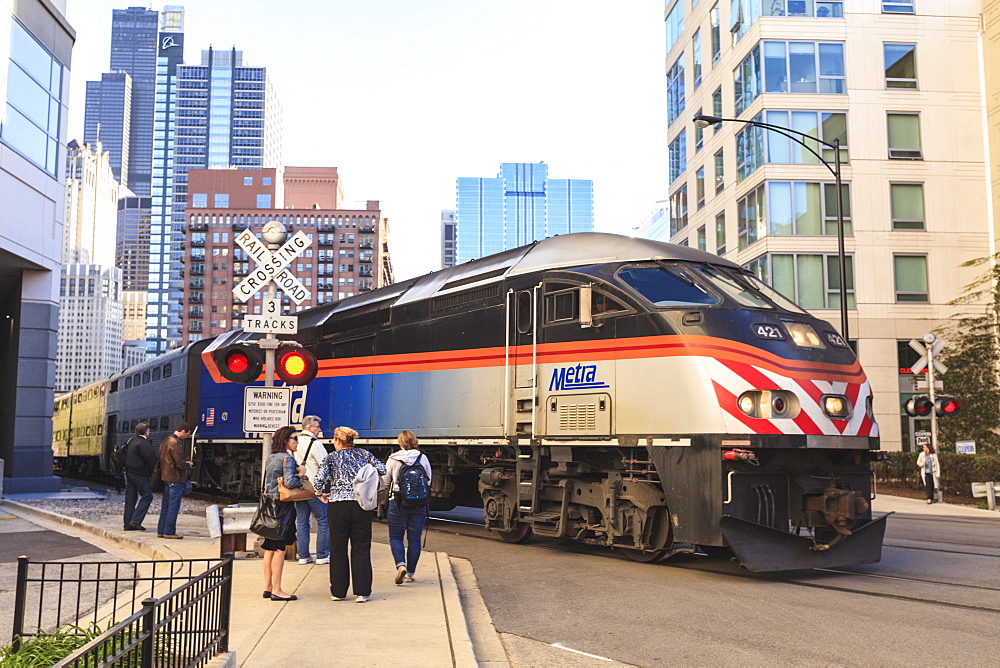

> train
[53,232,887,571]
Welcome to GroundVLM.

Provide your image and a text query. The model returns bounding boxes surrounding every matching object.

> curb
[436,551,477,667]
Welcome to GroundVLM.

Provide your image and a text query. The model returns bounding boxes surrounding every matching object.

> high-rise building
[455,162,594,263]
[0,0,75,493]
[147,45,283,355]
[117,196,151,342]
[181,167,388,342]
[63,140,119,266]
[648,1,990,452]
[441,209,456,268]
[83,72,131,187]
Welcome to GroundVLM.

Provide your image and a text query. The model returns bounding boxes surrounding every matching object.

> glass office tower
[455,162,594,263]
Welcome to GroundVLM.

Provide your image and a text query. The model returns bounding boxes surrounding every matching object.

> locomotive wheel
[497,522,533,544]
[624,506,672,563]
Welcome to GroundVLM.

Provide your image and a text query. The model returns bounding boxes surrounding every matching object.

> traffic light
[275,345,319,385]
[214,344,264,384]
[904,395,933,417]
[934,395,961,416]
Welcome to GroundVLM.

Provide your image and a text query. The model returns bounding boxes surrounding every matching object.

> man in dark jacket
[123,422,156,530]
[156,422,194,539]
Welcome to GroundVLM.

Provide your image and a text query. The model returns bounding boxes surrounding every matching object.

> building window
[192,194,208,208]
[884,43,917,89]
[244,177,253,185]
[669,130,687,183]
[734,46,761,115]
[694,108,704,151]
[214,193,229,208]
[256,193,273,208]
[763,41,846,94]
[697,226,707,251]
[666,1,684,51]
[667,54,685,126]
[890,183,925,230]
[262,176,272,185]
[735,123,763,181]
[714,149,724,193]
[765,1,843,17]
[767,181,852,236]
[692,30,703,89]
[752,253,855,309]
[738,184,766,250]
[762,110,848,164]
[883,0,915,14]
[670,186,689,237]
[710,3,721,64]
[894,255,928,302]
[715,211,726,255]
[887,113,922,159]
[2,19,64,175]
[696,167,706,209]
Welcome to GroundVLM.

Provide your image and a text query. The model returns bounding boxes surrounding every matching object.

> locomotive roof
[305,232,740,324]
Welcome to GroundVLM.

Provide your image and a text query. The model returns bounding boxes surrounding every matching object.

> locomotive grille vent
[432,285,502,311]
[559,402,597,431]
[321,307,391,336]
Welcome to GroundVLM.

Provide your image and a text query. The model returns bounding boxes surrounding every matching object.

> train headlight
[738,394,756,415]
[737,390,800,419]
[822,395,852,419]
[784,322,824,349]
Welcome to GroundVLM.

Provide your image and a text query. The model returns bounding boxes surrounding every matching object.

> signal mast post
[258,221,288,481]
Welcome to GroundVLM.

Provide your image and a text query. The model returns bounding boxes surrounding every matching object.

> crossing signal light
[904,395,933,417]
[934,396,961,416]
[215,344,264,384]
[275,345,318,385]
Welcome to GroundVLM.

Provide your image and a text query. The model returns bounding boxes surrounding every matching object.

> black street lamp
[693,113,850,343]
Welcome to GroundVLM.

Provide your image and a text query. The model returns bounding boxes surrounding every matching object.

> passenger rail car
[196,232,887,571]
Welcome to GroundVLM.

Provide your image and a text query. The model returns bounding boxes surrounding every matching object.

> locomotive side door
[507,286,540,436]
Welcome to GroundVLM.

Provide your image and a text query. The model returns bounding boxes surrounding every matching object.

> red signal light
[904,395,933,417]
[275,345,318,385]
[214,344,264,384]
[935,396,961,416]
[226,351,250,374]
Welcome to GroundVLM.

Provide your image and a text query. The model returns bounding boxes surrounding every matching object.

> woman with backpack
[385,430,432,585]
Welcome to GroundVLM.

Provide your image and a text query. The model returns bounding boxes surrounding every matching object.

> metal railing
[12,554,233,667]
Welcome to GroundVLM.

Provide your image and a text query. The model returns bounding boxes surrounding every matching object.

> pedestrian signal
[275,345,318,385]
[904,395,933,417]
[934,396,961,416]
[215,344,264,384]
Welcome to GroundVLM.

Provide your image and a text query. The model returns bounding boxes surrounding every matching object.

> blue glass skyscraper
[455,162,594,264]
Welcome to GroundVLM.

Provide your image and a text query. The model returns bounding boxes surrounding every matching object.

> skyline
[64,0,668,281]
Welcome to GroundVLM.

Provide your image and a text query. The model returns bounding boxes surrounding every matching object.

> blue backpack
[395,452,430,508]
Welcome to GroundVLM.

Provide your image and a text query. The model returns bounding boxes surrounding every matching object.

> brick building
[182,167,390,342]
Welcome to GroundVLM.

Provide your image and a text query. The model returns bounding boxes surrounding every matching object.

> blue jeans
[123,473,152,528]
[295,495,330,560]
[157,481,184,536]
[387,500,428,575]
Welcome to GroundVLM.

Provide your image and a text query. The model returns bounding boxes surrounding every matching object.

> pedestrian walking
[294,415,330,565]
[122,422,156,531]
[385,430,432,584]
[262,425,305,602]
[917,443,941,504]
[315,426,386,603]
[156,422,194,538]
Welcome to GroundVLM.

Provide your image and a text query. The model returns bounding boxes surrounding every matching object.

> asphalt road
[386,504,1000,667]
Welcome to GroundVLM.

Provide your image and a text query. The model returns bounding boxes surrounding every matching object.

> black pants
[123,472,153,528]
[327,500,374,597]
[924,471,936,501]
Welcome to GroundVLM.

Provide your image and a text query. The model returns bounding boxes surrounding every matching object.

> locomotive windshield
[616,265,722,307]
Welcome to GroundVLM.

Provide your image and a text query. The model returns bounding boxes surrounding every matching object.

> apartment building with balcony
[645,0,991,452]
[181,167,389,342]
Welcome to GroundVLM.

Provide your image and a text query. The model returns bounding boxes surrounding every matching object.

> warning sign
[243,386,291,433]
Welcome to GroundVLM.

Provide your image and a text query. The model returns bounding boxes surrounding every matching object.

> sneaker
[298,557,314,565]
[330,595,347,601]
[395,565,407,585]
[403,575,414,584]
[927,499,933,504]
[316,557,330,565]
[355,595,371,603]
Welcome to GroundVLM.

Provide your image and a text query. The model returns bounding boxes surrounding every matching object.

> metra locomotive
[55,233,887,571]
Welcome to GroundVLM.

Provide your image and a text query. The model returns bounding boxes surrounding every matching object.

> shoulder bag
[250,466,295,540]
[278,453,315,502]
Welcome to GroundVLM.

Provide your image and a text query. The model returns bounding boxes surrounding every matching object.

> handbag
[278,454,315,502]
[250,493,294,540]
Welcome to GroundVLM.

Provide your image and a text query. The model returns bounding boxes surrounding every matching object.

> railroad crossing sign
[243,386,291,433]
[232,228,312,305]
[908,334,947,375]
[241,298,298,334]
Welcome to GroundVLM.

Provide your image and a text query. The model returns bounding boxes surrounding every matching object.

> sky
[65,0,668,281]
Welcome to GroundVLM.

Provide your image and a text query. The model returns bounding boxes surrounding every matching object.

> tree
[936,255,1000,455]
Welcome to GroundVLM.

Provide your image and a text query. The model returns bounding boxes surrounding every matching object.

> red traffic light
[904,395,933,417]
[215,344,264,384]
[275,345,318,385]
[935,396,961,416]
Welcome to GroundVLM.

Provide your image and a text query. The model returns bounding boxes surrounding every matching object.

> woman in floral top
[315,426,386,602]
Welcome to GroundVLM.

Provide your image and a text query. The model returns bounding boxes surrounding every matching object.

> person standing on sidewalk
[294,415,330,565]
[157,422,194,538]
[123,422,156,531]
[917,443,941,504]
[315,426,386,603]
[385,430,432,584]
[262,425,305,602]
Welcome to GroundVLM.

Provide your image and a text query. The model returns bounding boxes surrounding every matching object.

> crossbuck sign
[232,228,312,305]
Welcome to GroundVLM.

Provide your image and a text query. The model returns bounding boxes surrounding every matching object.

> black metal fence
[12,554,233,667]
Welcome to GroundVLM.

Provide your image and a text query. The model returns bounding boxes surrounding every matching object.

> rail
[12,554,233,667]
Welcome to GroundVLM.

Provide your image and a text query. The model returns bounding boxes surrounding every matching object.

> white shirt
[293,431,328,484]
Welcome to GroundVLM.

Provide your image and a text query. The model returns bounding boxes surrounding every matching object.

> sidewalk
[2,495,496,667]
[872,491,1000,519]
